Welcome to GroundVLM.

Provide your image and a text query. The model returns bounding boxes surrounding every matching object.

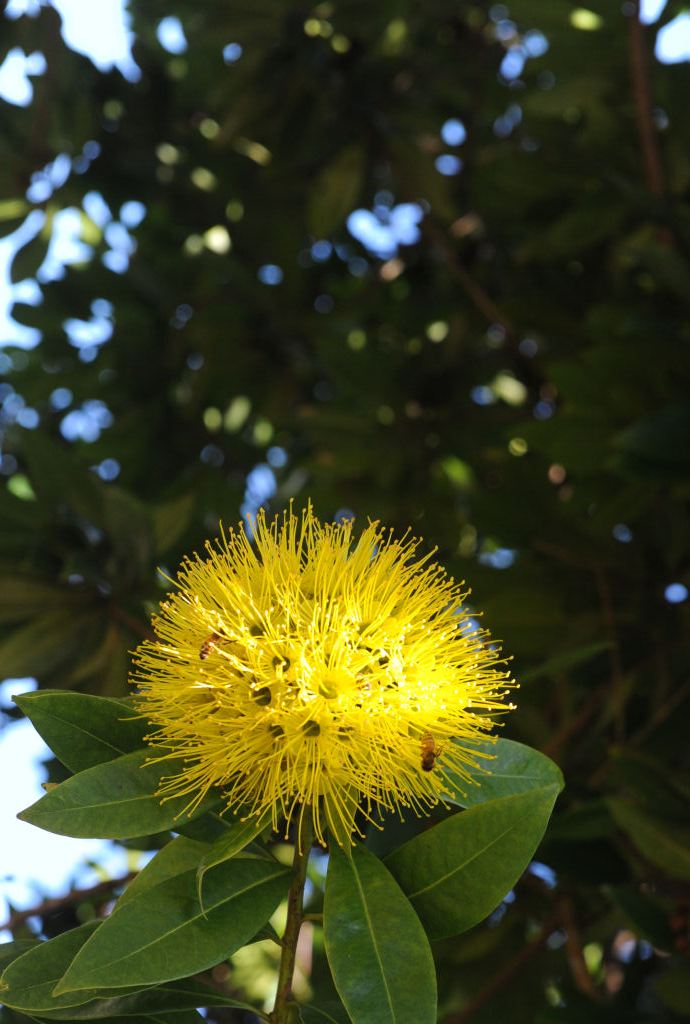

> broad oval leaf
[55,857,290,992]
[385,785,560,939]
[14,691,149,773]
[196,813,269,907]
[0,940,40,974]
[324,843,437,1024]
[119,836,209,908]
[447,738,564,808]
[0,922,146,1015]
[25,979,254,1020]
[18,749,219,839]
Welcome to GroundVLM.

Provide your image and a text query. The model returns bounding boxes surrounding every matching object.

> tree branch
[441,914,560,1023]
[627,2,665,201]
[2,873,135,933]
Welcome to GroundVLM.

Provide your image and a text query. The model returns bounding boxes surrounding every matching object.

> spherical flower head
[131,505,516,846]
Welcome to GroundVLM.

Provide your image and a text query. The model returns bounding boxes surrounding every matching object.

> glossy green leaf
[55,857,290,992]
[196,813,269,907]
[0,942,39,974]
[24,978,254,1020]
[118,836,209,908]
[175,810,236,844]
[609,798,690,880]
[301,1004,351,1024]
[324,844,437,1024]
[13,691,149,773]
[0,923,145,1015]
[446,738,564,809]
[385,786,560,938]
[18,749,219,839]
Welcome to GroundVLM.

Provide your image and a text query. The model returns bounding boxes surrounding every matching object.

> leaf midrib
[35,706,134,759]
[61,868,286,983]
[350,860,396,1023]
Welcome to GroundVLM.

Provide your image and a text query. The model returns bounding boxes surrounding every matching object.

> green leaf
[0,612,100,680]
[54,858,290,993]
[14,692,149,773]
[608,885,675,950]
[152,493,196,556]
[0,574,88,625]
[324,844,437,1024]
[17,431,104,525]
[519,642,611,682]
[655,964,690,1015]
[301,1003,351,1024]
[118,836,209,908]
[446,738,564,808]
[308,145,365,236]
[0,942,39,974]
[385,786,561,939]
[196,813,269,907]
[175,809,235,843]
[609,798,690,880]
[23,979,254,1020]
[0,923,145,1015]
[18,749,219,839]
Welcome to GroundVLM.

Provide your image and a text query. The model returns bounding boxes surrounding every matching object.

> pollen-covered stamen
[131,503,516,846]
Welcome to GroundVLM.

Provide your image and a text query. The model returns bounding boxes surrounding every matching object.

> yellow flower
[131,505,515,846]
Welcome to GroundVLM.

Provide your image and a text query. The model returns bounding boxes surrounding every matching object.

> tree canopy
[2,1,690,1021]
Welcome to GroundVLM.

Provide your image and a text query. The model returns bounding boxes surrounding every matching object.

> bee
[199,632,221,660]
[420,733,441,773]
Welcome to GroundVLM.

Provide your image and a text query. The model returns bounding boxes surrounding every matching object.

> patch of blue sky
[0,212,44,349]
[258,264,283,286]
[119,200,146,229]
[267,446,288,468]
[103,220,137,273]
[478,547,516,569]
[435,154,463,176]
[60,399,113,442]
[440,118,466,146]
[52,0,140,81]
[665,582,688,604]
[83,191,113,229]
[241,463,277,525]
[93,457,120,481]
[26,152,71,203]
[157,16,187,55]
[37,208,93,283]
[222,43,243,64]
[0,679,138,938]
[641,0,667,23]
[347,201,424,260]
[3,1,139,81]
[656,14,690,62]
[64,308,113,352]
[0,48,46,106]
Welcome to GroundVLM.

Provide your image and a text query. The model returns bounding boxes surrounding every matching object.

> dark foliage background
[2,0,690,1020]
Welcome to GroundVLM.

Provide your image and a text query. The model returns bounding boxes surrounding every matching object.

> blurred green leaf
[609,798,690,881]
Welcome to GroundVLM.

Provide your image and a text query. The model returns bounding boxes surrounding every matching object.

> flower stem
[270,808,314,1023]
